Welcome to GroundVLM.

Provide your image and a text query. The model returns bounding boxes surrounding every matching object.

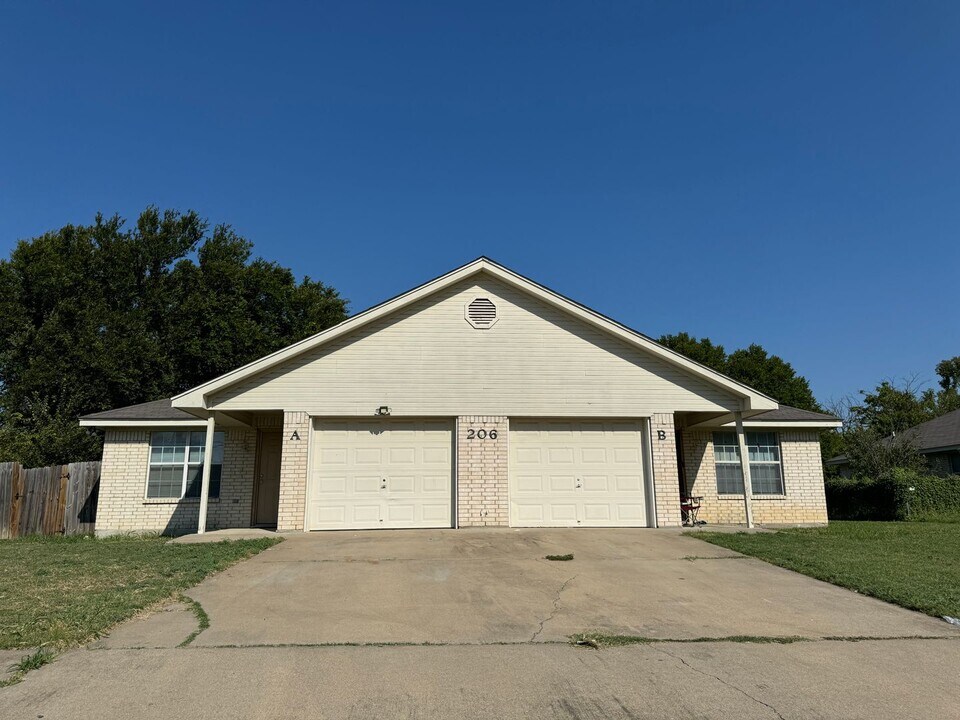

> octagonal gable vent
[465,297,498,329]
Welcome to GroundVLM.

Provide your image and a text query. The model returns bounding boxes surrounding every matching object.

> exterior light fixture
[375,406,391,416]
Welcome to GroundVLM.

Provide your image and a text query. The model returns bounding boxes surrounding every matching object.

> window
[712,431,784,495]
[147,431,224,499]
[950,452,960,474]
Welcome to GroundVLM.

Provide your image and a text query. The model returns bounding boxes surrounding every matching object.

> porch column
[734,411,754,528]
[197,415,216,534]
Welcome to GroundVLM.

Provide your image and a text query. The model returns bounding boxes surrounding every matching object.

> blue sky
[1,1,958,405]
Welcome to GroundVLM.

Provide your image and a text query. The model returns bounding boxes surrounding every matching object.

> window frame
[712,431,786,496]
[145,430,224,500]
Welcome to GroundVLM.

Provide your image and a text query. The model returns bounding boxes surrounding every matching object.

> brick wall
[95,427,256,536]
[456,416,509,527]
[650,414,682,527]
[682,428,828,525]
[276,411,310,531]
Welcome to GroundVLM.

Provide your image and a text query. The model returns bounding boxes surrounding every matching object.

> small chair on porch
[680,495,704,526]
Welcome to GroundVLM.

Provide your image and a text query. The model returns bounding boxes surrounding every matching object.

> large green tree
[657,333,819,411]
[0,207,348,466]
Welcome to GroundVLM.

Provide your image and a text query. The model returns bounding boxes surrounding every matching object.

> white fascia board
[739,420,842,428]
[690,419,842,429]
[172,258,777,411]
[79,419,208,428]
[686,410,841,429]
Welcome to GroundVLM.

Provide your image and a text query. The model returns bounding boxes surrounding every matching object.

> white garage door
[509,420,649,527]
[308,419,453,530]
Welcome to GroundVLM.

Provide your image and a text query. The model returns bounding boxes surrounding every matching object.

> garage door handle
[381,479,387,488]
[576,479,582,488]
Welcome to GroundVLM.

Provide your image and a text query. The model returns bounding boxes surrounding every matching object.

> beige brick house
[81,258,839,536]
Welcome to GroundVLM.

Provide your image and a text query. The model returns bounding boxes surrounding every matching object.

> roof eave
[79,418,209,428]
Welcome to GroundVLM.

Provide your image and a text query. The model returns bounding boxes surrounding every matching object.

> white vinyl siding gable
[209,275,743,416]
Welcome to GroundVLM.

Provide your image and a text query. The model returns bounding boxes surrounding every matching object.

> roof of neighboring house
[80,398,197,423]
[826,408,960,464]
[747,406,838,423]
[901,408,960,452]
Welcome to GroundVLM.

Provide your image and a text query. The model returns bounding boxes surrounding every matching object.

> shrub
[825,470,960,522]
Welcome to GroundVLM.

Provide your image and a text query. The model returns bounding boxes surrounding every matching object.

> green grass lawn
[695,521,960,619]
[0,535,280,650]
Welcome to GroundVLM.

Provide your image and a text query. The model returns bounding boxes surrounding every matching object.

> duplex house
[80,258,840,535]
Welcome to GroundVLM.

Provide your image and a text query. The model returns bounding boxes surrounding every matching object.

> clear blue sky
[2,1,958,405]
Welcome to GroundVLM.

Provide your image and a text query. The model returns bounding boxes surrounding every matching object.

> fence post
[10,462,23,539]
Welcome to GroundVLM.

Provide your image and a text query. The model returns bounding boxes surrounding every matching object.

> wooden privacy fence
[0,461,100,538]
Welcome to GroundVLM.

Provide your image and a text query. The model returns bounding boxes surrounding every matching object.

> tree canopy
[0,207,348,466]
[657,332,820,411]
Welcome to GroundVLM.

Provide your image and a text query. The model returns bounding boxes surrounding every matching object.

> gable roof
[170,257,779,412]
[900,408,960,452]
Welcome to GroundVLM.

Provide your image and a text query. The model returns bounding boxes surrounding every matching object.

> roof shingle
[80,398,198,422]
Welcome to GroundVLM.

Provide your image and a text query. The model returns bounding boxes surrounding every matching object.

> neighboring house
[826,408,960,477]
[80,258,840,536]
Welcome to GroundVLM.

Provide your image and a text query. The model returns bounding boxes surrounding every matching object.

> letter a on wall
[290,430,301,441]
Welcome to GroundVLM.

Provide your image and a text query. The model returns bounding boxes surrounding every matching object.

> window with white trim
[147,431,224,499]
[712,431,784,495]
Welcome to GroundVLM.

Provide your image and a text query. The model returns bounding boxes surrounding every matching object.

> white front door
[509,420,649,527]
[308,418,453,530]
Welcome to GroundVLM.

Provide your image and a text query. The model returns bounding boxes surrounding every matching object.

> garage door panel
[352,505,381,523]
[319,448,347,464]
[515,503,544,522]
[548,504,578,523]
[422,475,449,493]
[389,447,416,464]
[617,504,646,521]
[390,475,416,493]
[583,504,611,521]
[583,475,613,492]
[510,420,648,528]
[549,475,576,492]
[385,504,416,522]
[515,475,543,492]
[581,448,607,464]
[309,419,453,530]
[353,476,381,494]
[355,448,382,464]
[316,476,347,494]
[422,447,449,464]
[422,504,451,522]
[516,448,542,465]
[614,447,641,464]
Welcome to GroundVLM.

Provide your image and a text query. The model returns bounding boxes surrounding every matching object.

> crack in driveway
[653,646,786,720]
[530,575,577,642]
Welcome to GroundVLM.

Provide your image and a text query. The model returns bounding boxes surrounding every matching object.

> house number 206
[466,429,498,440]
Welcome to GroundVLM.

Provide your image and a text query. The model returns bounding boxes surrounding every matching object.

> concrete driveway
[4,529,959,719]
[186,527,946,645]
